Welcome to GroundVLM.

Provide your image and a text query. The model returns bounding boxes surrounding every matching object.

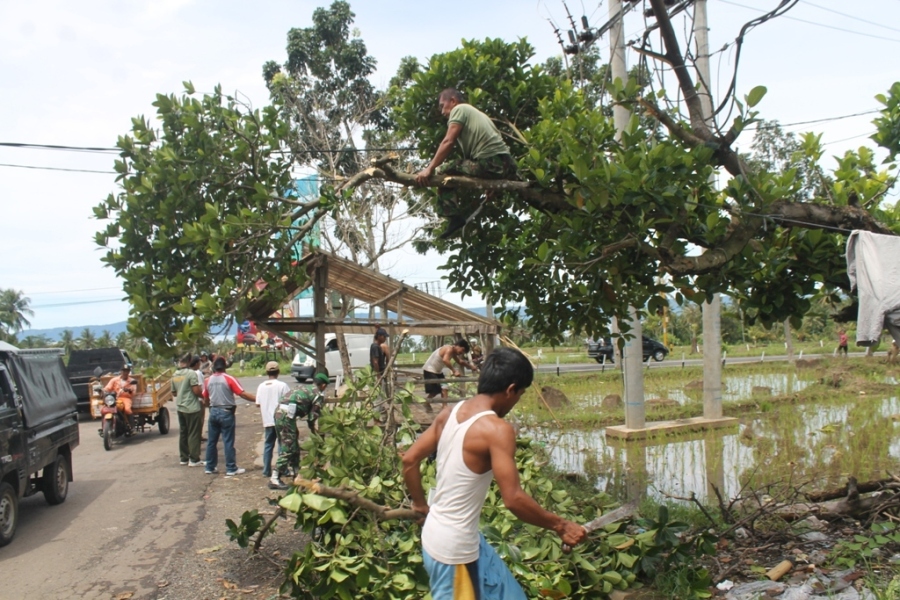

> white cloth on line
[846,230,900,346]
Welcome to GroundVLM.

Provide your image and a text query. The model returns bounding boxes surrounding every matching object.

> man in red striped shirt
[203,357,255,476]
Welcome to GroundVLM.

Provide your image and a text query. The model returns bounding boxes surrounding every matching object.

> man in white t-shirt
[256,361,291,481]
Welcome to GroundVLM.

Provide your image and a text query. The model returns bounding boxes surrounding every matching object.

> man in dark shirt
[370,328,389,375]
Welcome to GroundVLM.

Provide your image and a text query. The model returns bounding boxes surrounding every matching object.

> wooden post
[314,257,328,375]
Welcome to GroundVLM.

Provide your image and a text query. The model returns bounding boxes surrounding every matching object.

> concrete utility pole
[694,0,723,420]
[610,0,645,430]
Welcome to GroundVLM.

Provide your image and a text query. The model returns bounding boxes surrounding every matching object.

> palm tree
[78,328,96,350]
[97,330,114,348]
[0,289,34,336]
[60,329,76,355]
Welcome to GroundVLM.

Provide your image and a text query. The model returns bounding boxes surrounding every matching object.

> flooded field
[527,366,900,504]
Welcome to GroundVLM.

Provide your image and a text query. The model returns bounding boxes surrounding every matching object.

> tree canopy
[96,0,900,351]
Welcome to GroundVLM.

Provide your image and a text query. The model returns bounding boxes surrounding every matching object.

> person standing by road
[837,330,849,357]
[422,340,478,412]
[402,348,586,598]
[203,357,255,477]
[190,354,208,442]
[370,328,389,375]
[270,373,328,490]
[414,88,518,239]
[172,353,204,467]
[256,361,290,480]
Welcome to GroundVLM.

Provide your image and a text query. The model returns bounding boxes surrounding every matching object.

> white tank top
[421,402,495,564]
[423,347,448,374]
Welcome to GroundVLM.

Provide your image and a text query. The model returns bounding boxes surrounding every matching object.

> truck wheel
[103,420,113,451]
[0,481,17,547]
[158,407,170,435]
[42,454,69,505]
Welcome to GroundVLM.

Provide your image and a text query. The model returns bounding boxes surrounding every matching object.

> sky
[2,0,899,331]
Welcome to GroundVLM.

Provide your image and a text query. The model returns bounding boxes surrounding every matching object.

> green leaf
[278,493,303,513]
[302,493,337,512]
[746,85,767,108]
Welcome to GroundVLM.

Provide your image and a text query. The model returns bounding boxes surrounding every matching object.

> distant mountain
[20,321,129,342]
[18,306,494,343]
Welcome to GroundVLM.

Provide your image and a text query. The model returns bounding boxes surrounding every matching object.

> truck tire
[158,407,170,435]
[103,420,113,451]
[0,481,17,547]
[42,454,69,505]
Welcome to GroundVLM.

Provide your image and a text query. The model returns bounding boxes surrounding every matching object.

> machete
[562,500,640,553]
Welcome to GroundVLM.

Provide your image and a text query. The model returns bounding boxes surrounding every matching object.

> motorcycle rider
[104,364,137,431]
[269,373,328,490]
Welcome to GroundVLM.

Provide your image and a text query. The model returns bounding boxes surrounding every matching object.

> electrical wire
[800,0,900,34]
[0,162,115,174]
[748,109,881,131]
[720,0,900,44]
[28,286,121,295]
[0,142,119,153]
[822,130,876,146]
[31,298,124,309]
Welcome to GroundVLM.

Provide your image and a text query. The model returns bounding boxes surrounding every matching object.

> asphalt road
[0,373,298,600]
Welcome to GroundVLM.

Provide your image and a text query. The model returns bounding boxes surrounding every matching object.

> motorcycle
[90,376,171,451]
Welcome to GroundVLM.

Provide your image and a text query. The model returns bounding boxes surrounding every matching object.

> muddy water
[530,393,900,504]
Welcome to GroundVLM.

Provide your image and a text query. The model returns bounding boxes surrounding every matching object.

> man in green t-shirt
[415,88,517,238]
[172,353,204,466]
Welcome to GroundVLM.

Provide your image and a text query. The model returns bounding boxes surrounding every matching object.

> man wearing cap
[270,373,328,489]
[256,361,291,480]
[172,353,204,466]
[203,357,256,477]
[370,328,389,375]
[104,363,136,428]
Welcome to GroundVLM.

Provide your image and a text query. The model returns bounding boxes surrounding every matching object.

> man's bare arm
[489,422,587,546]
[401,408,450,513]
[415,123,463,185]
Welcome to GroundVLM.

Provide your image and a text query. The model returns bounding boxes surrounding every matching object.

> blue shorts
[422,534,527,600]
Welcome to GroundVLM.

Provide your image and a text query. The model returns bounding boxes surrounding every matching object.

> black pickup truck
[66,347,132,411]
[0,341,80,547]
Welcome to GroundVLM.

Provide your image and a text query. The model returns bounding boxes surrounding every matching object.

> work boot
[268,477,288,490]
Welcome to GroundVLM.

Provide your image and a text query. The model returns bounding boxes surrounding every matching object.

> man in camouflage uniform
[415,88,517,239]
[269,372,329,490]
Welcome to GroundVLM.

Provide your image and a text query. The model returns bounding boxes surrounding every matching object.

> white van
[290,333,373,382]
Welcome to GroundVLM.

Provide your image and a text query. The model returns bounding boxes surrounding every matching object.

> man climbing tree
[414,88,518,238]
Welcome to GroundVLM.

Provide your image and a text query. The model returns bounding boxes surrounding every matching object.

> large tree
[339,1,898,341]
[97,0,899,351]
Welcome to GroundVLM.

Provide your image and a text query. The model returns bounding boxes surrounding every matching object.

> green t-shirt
[448,104,510,160]
[172,367,202,414]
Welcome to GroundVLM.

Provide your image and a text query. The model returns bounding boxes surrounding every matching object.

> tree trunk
[783,319,794,363]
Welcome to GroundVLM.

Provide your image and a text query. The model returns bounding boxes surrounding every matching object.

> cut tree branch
[293,477,423,521]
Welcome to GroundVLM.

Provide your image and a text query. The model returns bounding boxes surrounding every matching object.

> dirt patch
[155,404,309,600]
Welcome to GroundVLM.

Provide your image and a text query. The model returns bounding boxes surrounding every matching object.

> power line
[0,142,119,153]
[750,109,880,131]
[28,286,121,296]
[822,130,876,146]
[800,0,900,34]
[0,162,115,174]
[720,0,900,44]
[31,298,124,309]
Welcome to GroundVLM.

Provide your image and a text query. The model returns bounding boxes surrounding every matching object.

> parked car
[587,336,669,363]
[65,347,133,411]
[291,334,372,382]
[0,341,80,547]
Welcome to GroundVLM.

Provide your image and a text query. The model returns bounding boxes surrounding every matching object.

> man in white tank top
[422,339,479,412]
[402,348,586,599]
